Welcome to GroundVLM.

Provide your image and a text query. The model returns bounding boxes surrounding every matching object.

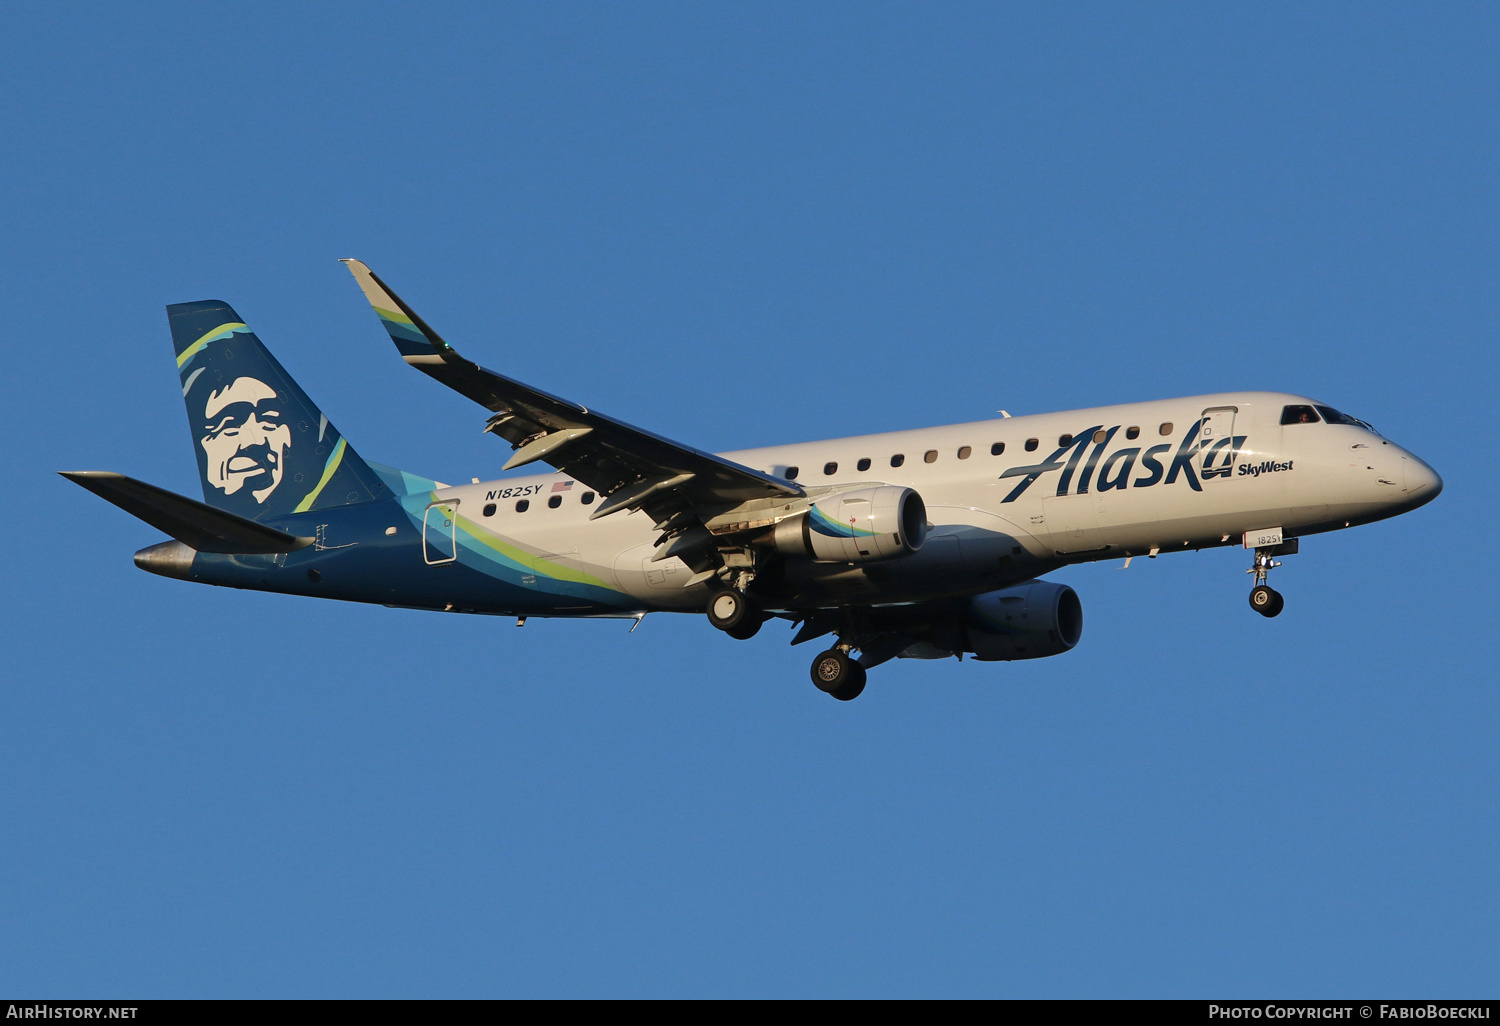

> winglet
[340,258,453,364]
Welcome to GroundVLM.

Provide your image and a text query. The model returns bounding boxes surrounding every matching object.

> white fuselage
[428,392,1441,614]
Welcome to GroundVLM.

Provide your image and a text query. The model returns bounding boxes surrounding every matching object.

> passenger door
[423,500,459,565]
[1198,407,1238,480]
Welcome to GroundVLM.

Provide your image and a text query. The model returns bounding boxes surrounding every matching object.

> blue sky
[2,2,1495,997]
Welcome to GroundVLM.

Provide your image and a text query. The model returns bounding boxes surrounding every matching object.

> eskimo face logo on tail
[200,377,292,504]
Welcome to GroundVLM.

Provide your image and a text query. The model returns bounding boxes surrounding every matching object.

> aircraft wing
[342,261,802,558]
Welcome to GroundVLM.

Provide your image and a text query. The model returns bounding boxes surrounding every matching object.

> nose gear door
[1199,407,1238,480]
[423,500,459,565]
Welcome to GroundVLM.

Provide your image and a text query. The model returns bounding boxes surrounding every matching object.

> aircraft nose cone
[1403,455,1442,504]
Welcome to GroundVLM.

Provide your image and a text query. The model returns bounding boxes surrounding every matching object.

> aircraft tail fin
[168,301,387,521]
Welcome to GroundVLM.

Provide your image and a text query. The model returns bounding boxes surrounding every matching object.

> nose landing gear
[1247,548,1285,618]
[1249,584,1284,617]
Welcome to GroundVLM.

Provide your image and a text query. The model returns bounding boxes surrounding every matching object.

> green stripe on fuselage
[453,514,615,591]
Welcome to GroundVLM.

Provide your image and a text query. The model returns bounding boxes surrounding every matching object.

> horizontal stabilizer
[60,472,314,554]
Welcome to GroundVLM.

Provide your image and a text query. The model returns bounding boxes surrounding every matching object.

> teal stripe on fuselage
[397,493,631,610]
[367,461,441,497]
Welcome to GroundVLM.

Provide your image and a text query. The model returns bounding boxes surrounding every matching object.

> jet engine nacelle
[772,486,927,563]
[965,580,1083,661]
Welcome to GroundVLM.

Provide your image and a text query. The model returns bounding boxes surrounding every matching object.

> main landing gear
[1247,548,1285,618]
[706,589,868,701]
[810,648,866,701]
[706,587,764,640]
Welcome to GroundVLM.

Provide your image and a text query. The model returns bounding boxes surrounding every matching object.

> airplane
[62,259,1443,700]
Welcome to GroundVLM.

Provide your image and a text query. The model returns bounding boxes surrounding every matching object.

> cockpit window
[1315,405,1377,432]
[1280,405,1321,425]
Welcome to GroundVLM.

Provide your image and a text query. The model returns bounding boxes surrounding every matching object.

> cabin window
[1059,434,1073,447]
[1159,422,1173,436]
[1281,404,1321,425]
[891,454,905,467]
[957,445,972,459]
[515,499,530,512]
[548,495,562,508]
[1126,426,1140,440]
[991,442,1005,455]
[581,492,595,505]
[784,466,799,480]
[1093,429,1107,444]
[1025,438,1039,452]
[823,461,838,476]
[483,503,497,517]
[924,450,938,463]
[857,457,871,471]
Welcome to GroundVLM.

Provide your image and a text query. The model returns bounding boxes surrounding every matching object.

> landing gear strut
[1247,549,1285,618]
[706,588,763,640]
[810,648,866,701]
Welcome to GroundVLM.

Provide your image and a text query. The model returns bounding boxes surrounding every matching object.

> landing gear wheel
[811,649,865,698]
[707,589,759,634]
[1249,585,1284,618]
[724,615,763,641]
[830,665,867,701]
[1246,547,1287,618]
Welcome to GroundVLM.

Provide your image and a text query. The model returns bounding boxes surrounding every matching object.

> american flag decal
[552,480,574,493]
